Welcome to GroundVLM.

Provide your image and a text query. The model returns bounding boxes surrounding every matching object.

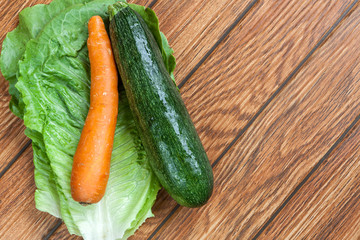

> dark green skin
[110,6,213,207]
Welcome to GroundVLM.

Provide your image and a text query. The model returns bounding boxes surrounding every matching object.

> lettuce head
[0,0,176,239]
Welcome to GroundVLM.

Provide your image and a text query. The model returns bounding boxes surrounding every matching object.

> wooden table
[1,0,360,239]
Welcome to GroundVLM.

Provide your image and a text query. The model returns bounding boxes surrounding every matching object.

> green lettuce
[0,0,177,239]
[0,0,95,118]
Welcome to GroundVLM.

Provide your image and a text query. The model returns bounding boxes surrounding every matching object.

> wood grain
[0,0,54,174]
[151,2,360,239]
[0,77,28,173]
[0,146,59,239]
[0,0,35,43]
[49,223,81,240]
[1,0,359,239]
[133,0,355,238]
[181,0,353,162]
[259,121,360,239]
[151,0,254,83]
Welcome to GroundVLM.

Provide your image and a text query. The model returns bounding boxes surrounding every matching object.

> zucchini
[109,3,213,207]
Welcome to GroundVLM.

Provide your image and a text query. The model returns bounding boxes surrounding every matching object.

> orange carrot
[71,16,118,204]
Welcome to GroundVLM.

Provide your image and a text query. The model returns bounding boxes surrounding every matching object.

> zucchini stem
[109,2,128,20]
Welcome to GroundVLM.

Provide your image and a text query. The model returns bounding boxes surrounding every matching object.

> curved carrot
[71,16,118,204]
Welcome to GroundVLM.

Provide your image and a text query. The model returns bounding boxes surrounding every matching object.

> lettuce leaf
[0,0,95,118]
[27,128,61,218]
[0,0,177,239]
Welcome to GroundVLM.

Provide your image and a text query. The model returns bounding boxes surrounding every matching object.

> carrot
[70,16,118,204]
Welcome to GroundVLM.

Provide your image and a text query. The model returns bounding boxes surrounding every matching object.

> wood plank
[134,0,355,238]
[0,0,34,41]
[259,119,360,239]
[151,2,360,239]
[49,223,81,240]
[181,0,353,161]
[152,0,255,83]
[1,0,356,239]
[0,79,28,173]
[0,0,52,174]
[0,146,59,239]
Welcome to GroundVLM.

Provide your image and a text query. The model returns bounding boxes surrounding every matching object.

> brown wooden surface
[259,120,360,239]
[150,1,360,239]
[0,77,28,172]
[1,0,360,239]
[133,0,356,238]
[0,0,41,173]
[0,146,59,239]
[153,0,253,82]
[50,223,81,240]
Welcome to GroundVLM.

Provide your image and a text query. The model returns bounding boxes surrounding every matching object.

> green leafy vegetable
[0,0,95,118]
[0,0,177,239]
